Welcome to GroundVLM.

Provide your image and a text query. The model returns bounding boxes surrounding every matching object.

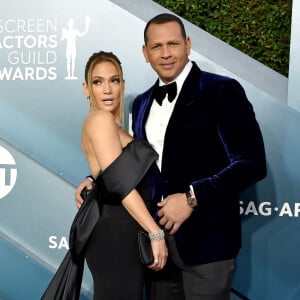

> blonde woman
[81,51,167,299]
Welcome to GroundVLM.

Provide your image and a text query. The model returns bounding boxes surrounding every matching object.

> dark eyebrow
[148,42,162,47]
[149,39,181,46]
[92,74,119,80]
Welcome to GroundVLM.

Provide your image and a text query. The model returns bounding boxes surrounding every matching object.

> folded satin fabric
[41,181,100,300]
[100,139,158,199]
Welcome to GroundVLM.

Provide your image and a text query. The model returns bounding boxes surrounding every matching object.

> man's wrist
[185,190,198,208]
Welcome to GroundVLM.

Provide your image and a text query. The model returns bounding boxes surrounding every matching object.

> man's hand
[75,178,94,208]
[157,193,193,234]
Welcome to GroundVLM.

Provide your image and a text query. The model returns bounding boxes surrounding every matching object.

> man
[76,13,266,300]
[131,13,267,300]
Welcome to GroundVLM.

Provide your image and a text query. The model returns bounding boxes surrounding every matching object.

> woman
[81,51,167,299]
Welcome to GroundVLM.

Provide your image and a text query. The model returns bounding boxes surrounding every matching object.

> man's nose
[161,45,172,58]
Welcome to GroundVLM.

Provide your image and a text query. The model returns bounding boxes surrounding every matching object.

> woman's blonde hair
[84,51,125,128]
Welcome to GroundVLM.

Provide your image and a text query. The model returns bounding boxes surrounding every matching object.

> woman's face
[84,61,123,118]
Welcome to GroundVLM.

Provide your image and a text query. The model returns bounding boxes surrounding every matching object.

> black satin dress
[85,139,157,300]
[41,140,157,300]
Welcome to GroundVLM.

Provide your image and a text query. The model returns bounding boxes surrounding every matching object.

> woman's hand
[148,238,168,271]
[75,178,94,208]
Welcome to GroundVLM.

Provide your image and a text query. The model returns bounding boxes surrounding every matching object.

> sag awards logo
[240,201,300,217]
[0,146,17,199]
[49,235,69,250]
[0,16,91,81]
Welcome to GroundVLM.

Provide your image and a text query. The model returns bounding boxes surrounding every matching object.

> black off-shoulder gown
[85,139,157,300]
[41,139,158,300]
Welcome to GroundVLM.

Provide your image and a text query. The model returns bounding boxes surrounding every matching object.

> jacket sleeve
[192,79,267,206]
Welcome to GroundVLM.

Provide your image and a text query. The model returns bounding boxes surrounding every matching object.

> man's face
[143,21,191,84]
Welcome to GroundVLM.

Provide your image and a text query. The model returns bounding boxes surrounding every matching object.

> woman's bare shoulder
[84,110,115,123]
[83,110,116,132]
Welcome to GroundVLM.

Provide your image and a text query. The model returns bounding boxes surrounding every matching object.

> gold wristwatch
[185,190,198,208]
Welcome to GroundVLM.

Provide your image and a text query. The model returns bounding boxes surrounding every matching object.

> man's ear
[186,36,192,56]
[142,45,149,63]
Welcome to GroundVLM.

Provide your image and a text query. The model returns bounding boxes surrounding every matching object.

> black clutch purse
[137,231,154,266]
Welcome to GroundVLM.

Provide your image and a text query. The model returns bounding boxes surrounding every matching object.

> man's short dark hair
[144,13,187,45]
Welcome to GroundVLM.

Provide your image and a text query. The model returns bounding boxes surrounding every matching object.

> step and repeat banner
[0,0,299,299]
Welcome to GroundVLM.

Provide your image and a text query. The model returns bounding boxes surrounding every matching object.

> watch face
[186,191,197,207]
[188,197,197,207]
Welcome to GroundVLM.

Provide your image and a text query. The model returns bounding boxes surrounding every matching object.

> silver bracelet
[148,229,165,241]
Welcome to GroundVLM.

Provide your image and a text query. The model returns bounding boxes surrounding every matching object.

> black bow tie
[153,82,177,106]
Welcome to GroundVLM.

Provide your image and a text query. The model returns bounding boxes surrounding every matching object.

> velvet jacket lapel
[161,62,202,176]
[132,80,158,141]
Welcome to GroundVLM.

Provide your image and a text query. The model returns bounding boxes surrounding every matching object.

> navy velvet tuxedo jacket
[132,62,267,266]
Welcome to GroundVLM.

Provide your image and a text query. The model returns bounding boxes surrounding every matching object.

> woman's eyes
[92,78,120,85]
[92,80,102,85]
